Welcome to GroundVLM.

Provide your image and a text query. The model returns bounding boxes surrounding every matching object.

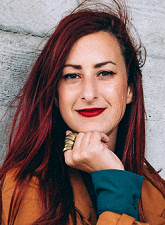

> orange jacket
[2,166,165,225]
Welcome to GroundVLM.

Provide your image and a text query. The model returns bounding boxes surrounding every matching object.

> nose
[81,77,98,102]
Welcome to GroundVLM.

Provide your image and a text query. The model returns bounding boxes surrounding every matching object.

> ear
[126,84,133,104]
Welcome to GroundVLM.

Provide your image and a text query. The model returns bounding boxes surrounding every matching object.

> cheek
[58,95,68,113]
[106,82,128,113]
[105,81,128,102]
[58,98,70,126]
[115,86,129,116]
[58,86,74,116]
[57,85,68,112]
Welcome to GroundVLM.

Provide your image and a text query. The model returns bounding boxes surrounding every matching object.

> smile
[76,108,106,117]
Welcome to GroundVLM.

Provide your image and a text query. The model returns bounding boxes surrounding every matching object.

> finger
[64,149,74,165]
[100,132,110,143]
[66,130,72,136]
[73,132,84,149]
[102,142,108,148]
[90,131,109,144]
[79,132,92,149]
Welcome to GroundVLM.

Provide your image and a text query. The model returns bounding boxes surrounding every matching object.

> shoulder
[4,167,39,183]
[142,165,165,196]
[141,165,165,222]
[143,165,164,189]
[2,168,41,225]
[2,167,40,201]
[2,168,39,196]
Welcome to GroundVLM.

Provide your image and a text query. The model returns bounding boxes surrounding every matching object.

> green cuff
[91,169,143,221]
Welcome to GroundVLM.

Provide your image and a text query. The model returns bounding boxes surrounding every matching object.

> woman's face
[57,31,132,139]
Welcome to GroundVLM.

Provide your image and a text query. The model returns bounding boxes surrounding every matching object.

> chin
[73,126,107,134]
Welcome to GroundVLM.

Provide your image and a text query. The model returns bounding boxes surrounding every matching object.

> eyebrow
[63,61,116,69]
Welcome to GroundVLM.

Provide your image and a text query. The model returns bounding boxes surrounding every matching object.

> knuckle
[81,151,88,159]
[72,152,80,163]
[72,150,89,163]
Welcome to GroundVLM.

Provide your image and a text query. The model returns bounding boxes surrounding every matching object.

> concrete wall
[0,0,165,179]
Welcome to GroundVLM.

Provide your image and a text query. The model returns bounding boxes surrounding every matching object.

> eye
[98,71,116,77]
[62,73,81,79]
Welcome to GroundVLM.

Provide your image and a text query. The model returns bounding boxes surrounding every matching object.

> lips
[76,108,106,117]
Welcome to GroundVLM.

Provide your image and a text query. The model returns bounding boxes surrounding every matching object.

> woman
[0,0,165,224]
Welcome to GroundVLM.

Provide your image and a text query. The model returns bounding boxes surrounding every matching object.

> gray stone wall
[0,0,165,178]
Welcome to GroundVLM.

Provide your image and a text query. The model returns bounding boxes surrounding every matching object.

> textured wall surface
[126,0,165,179]
[0,0,165,178]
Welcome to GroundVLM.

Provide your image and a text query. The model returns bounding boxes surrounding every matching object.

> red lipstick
[76,108,105,117]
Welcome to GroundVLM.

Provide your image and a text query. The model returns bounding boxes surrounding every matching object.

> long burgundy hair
[0,0,164,224]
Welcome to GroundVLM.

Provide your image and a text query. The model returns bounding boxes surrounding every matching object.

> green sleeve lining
[91,169,143,221]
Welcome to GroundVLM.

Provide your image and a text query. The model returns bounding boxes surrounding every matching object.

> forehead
[65,31,125,67]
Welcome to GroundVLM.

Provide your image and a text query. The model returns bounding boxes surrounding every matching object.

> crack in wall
[0,26,50,39]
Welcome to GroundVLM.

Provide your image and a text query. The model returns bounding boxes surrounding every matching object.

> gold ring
[65,133,78,142]
[63,132,78,152]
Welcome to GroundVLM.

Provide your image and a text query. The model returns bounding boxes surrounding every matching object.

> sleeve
[96,212,150,225]
[90,169,150,225]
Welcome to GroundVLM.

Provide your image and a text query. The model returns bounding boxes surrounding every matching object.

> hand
[64,130,124,173]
